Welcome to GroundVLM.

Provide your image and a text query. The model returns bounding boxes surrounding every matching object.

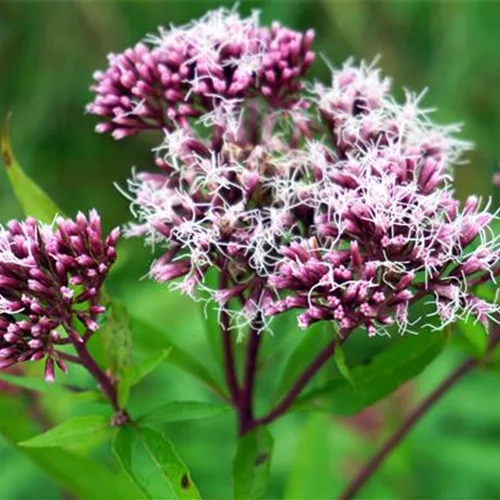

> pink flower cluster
[0,211,119,379]
[121,116,310,329]
[89,9,499,336]
[266,61,499,334]
[87,8,314,139]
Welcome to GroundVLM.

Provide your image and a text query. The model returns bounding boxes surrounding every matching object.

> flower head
[91,9,498,338]
[268,60,499,335]
[0,211,119,379]
[87,7,315,139]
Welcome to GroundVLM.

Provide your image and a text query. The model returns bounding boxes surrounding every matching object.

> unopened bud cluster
[88,9,314,139]
[0,211,119,379]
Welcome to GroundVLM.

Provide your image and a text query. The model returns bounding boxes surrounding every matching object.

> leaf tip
[17,439,32,448]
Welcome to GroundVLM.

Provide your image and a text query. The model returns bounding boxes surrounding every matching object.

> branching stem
[339,322,500,499]
[250,334,343,429]
[64,324,128,425]
[55,351,83,366]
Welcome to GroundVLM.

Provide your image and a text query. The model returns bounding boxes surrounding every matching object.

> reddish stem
[339,357,476,500]
[220,272,240,405]
[238,323,262,435]
[64,325,128,425]
[71,340,120,412]
[55,351,83,365]
[250,335,342,429]
[340,323,500,499]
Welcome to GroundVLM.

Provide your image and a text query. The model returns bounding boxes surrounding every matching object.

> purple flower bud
[151,257,191,282]
[297,312,313,330]
[463,195,478,214]
[214,284,247,305]
[389,290,414,305]
[55,357,69,374]
[460,213,491,247]
[350,241,363,270]
[44,357,55,384]
[90,305,106,315]
[88,9,315,140]
[93,11,498,342]
[0,347,15,359]
[458,258,484,276]
[395,273,415,292]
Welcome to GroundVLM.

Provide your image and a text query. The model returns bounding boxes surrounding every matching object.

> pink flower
[92,10,498,337]
[0,211,119,378]
[87,8,315,140]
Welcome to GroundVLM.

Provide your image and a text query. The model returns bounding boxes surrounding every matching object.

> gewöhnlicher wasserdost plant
[1,7,500,499]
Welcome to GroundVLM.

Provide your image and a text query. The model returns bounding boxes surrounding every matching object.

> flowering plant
[1,8,499,499]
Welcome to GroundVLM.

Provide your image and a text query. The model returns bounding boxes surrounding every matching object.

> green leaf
[139,401,230,426]
[66,389,105,403]
[19,415,110,449]
[284,414,336,499]
[0,373,93,400]
[0,373,53,393]
[276,321,332,397]
[167,347,226,399]
[473,282,497,303]
[131,316,227,400]
[0,397,144,499]
[118,349,172,408]
[113,425,201,499]
[129,349,172,387]
[100,300,132,388]
[27,447,144,499]
[334,339,355,389]
[1,115,62,222]
[453,318,488,359]
[233,427,273,500]
[297,330,447,415]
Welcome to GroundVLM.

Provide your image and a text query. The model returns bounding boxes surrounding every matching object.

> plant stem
[56,351,83,365]
[221,311,240,405]
[65,326,128,425]
[339,357,476,500]
[238,321,262,435]
[340,323,500,500]
[72,341,120,412]
[219,272,240,405]
[221,308,240,405]
[251,335,341,429]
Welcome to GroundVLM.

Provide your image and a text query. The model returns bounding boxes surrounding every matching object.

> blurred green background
[1,1,500,498]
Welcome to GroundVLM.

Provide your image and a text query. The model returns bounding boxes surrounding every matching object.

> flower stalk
[220,272,240,406]
[69,331,128,424]
[238,321,263,435]
[225,311,352,435]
